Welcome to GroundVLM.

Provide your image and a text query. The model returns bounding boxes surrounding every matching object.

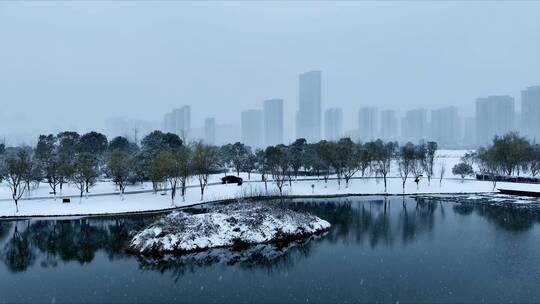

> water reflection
[452,202,540,231]
[288,197,441,247]
[1,196,539,275]
[137,236,321,281]
[0,216,157,272]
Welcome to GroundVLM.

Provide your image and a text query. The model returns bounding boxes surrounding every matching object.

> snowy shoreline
[0,191,498,220]
[2,172,540,218]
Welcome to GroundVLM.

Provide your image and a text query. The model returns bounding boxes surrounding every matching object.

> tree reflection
[0,198,539,275]
[1,225,36,272]
[453,202,540,231]
[0,215,157,272]
[137,235,321,282]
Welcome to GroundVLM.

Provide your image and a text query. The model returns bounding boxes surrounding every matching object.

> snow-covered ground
[2,176,539,218]
[0,149,467,200]
[1,149,539,218]
[130,202,331,254]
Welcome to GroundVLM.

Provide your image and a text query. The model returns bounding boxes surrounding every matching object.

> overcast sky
[1,1,539,143]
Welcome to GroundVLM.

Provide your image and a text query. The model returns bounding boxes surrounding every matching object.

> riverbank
[2,175,540,218]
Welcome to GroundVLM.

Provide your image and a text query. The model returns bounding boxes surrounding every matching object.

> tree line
[0,131,219,211]
[454,132,540,189]
[0,130,444,212]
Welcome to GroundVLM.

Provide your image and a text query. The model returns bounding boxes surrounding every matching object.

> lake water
[1,196,539,303]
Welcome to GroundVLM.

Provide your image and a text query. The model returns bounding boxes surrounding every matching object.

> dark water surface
[1,196,539,303]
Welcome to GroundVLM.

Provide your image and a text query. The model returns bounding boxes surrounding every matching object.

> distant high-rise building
[241,110,263,148]
[475,95,515,146]
[462,117,476,147]
[324,108,343,141]
[521,86,540,142]
[401,108,428,143]
[105,117,130,139]
[215,124,241,146]
[343,129,360,142]
[358,107,378,142]
[379,110,398,141]
[263,99,284,147]
[430,106,461,147]
[163,105,191,140]
[106,117,158,143]
[296,71,322,142]
[204,117,216,145]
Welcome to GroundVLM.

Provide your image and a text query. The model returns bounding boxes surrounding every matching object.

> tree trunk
[49,183,57,195]
[171,182,176,202]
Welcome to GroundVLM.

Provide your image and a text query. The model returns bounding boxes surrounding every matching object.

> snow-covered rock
[130,201,331,254]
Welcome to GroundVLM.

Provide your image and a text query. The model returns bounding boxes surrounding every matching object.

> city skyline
[105,80,538,149]
[2,2,540,145]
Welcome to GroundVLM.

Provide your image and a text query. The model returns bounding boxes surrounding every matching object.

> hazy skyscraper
[521,86,540,142]
[379,110,398,141]
[462,117,476,147]
[430,106,461,147]
[401,108,428,143]
[204,117,216,145]
[358,107,378,142]
[106,117,130,139]
[263,99,284,147]
[324,108,343,141]
[241,110,263,148]
[296,71,322,142]
[163,105,191,140]
[475,95,515,146]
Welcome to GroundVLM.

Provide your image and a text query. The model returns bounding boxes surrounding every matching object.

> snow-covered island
[130,201,331,254]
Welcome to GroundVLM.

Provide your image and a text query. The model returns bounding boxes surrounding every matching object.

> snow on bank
[418,193,540,209]
[3,177,540,218]
[130,202,331,254]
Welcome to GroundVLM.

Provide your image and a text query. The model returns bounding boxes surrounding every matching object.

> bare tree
[105,150,133,199]
[529,144,540,177]
[192,142,219,200]
[255,150,269,192]
[71,152,99,198]
[438,161,446,186]
[476,147,503,191]
[35,134,62,198]
[176,146,192,201]
[163,146,192,203]
[424,141,438,185]
[243,152,257,180]
[398,143,416,193]
[265,146,288,197]
[337,139,360,188]
[366,140,396,193]
[2,150,32,212]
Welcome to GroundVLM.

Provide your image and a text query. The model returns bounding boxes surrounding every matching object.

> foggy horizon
[1,1,540,145]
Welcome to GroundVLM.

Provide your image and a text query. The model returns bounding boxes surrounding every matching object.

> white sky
[1,1,539,142]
